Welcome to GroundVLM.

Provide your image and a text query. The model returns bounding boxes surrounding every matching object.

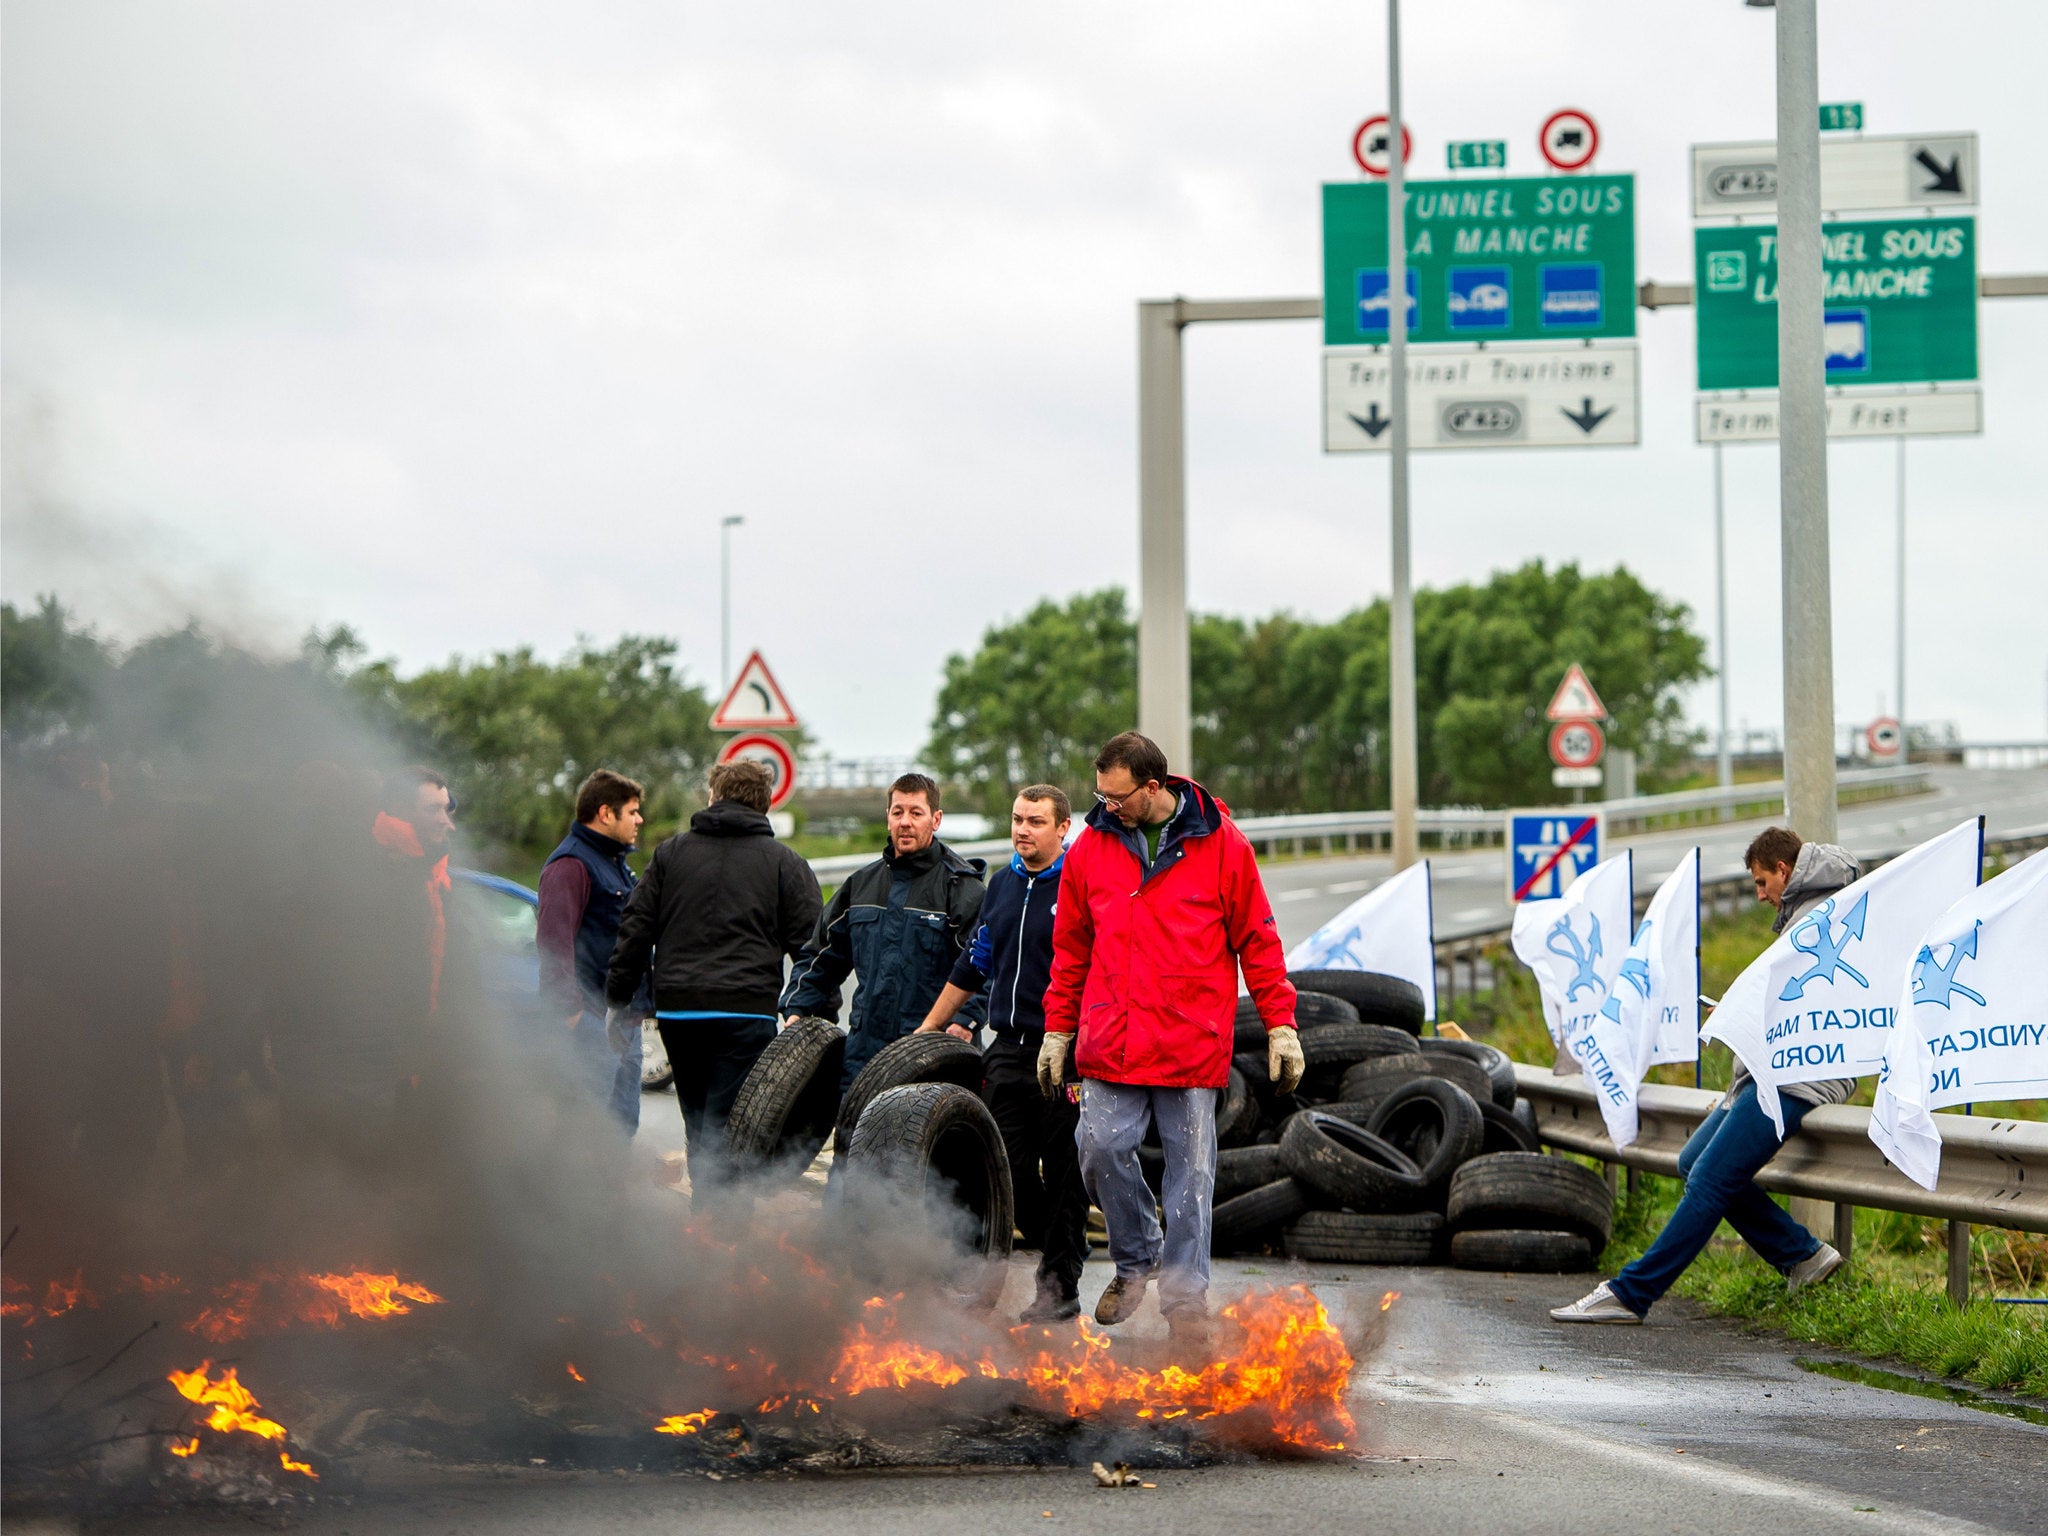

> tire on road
[1211,1177,1311,1256]
[1366,1078,1486,1204]
[724,1017,846,1178]
[1233,997,1269,1054]
[1292,990,1361,1030]
[1279,1111,1428,1213]
[1217,1067,1260,1148]
[833,1030,986,1161]
[1448,1228,1595,1273]
[1341,1052,1493,1111]
[1283,1210,1444,1264]
[1286,970,1426,1034]
[1420,1038,1516,1108]
[843,1082,1016,1303]
[1215,1144,1287,1203]
[1302,1022,1416,1075]
[1446,1151,1614,1250]
[1478,1099,1543,1155]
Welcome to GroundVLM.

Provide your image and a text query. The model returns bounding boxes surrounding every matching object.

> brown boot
[1165,1306,1214,1357]
[1093,1270,1153,1326]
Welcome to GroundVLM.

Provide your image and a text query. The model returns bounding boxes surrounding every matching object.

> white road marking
[1326,879,1374,894]
[1454,906,1495,922]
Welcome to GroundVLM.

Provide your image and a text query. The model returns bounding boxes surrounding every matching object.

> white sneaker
[1548,1282,1642,1324]
[1786,1242,1843,1295]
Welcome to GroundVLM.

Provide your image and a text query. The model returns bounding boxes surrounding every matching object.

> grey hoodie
[1726,840,1861,1110]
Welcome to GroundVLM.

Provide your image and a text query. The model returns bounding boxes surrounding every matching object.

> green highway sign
[1693,215,1978,390]
[1447,139,1506,170]
[1322,176,1636,345]
[1818,102,1864,133]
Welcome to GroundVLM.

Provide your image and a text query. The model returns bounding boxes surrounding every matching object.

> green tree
[0,595,113,742]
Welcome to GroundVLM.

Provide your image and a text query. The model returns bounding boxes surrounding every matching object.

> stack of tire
[1209,969,1610,1272]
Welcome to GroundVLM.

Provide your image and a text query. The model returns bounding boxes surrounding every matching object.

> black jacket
[780,837,987,1087]
[606,801,822,1018]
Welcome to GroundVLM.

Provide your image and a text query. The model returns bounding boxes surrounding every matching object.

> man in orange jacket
[1041,732,1301,1346]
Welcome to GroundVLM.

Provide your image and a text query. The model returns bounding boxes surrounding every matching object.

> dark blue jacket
[542,823,649,1013]
[780,837,986,1089]
[948,851,1063,1038]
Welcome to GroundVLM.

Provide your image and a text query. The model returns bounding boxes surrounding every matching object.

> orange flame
[1380,1290,1400,1312]
[166,1362,319,1480]
[308,1271,444,1320]
[180,1268,444,1341]
[830,1312,971,1396]
[654,1410,716,1436]
[566,1362,585,1383]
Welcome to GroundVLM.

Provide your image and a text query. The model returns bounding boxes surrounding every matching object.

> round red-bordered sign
[716,731,797,811]
[1539,109,1600,172]
[1866,717,1903,759]
[1549,718,1606,770]
[1352,116,1413,178]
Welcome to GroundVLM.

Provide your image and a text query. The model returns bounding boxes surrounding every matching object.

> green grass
[1449,900,2048,1397]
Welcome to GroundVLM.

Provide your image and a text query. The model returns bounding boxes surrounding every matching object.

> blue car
[449,868,672,1091]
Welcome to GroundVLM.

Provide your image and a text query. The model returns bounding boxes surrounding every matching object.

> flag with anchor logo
[1871,846,2048,1191]
[1566,850,1702,1149]
[1705,818,1982,1135]
[1286,859,1437,1020]
[1510,851,1634,1063]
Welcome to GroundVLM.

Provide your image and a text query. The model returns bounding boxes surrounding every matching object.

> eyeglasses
[1092,783,1152,810]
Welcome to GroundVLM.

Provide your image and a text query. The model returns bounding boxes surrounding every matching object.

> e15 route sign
[1694,216,1978,391]
[1323,176,1636,347]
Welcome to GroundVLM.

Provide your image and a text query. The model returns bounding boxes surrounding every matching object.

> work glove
[1037,1031,1076,1100]
[605,1006,644,1057]
[1267,1025,1305,1095]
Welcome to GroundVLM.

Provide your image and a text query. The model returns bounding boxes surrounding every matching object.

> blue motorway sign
[1355,268,1419,333]
[1506,810,1604,903]
[1447,266,1511,331]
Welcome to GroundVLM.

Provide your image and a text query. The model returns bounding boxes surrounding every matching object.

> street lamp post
[720,515,745,690]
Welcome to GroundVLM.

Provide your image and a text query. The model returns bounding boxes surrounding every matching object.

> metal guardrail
[805,767,1931,880]
[1513,1064,2048,1303]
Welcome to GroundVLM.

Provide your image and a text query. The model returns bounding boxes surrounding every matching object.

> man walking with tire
[607,760,821,1190]
[1551,826,1854,1324]
[1042,732,1302,1350]
[781,773,987,1091]
[917,785,1088,1323]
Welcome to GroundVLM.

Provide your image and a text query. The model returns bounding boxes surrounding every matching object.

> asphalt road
[68,1257,2048,1535]
[1259,766,2048,951]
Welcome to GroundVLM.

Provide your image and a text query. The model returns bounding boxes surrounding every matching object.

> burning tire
[1419,1038,1516,1108]
[832,1030,986,1161]
[1445,1152,1614,1250]
[1478,1100,1542,1155]
[1285,969,1425,1034]
[1282,1210,1443,1264]
[1210,1177,1311,1256]
[1292,990,1361,1030]
[1215,1144,1287,1202]
[1448,1228,1595,1273]
[842,1081,1015,1301]
[1340,1052,1493,1112]
[1278,1111,1427,1213]
[1365,1078,1486,1205]
[723,1016,846,1179]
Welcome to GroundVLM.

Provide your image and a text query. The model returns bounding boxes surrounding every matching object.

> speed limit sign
[1549,718,1606,769]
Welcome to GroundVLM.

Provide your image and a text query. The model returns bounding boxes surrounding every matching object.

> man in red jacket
[1041,732,1302,1345]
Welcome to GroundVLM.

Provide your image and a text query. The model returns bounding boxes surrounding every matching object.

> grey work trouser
[1076,1079,1217,1314]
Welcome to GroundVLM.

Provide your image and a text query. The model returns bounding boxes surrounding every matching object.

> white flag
[1704,818,1982,1135]
[1871,846,2048,1191]
[1569,849,1702,1149]
[1286,860,1436,1020]
[1510,851,1634,1061]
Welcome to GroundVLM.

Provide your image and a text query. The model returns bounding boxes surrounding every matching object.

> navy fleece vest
[544,823,645,1011]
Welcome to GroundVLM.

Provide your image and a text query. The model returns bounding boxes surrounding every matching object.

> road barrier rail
[806,766,1930,880]
[1513,1064,2048,1303]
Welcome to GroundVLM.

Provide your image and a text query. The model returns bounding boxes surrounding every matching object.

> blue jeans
[1607,1082,1821,1316]
[1077,1081,1217,1314]
[569,1010,642,1133]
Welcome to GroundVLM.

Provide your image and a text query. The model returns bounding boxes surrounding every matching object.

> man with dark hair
[918,784,1086,1322]
[1553,824,1857,1325]
[539,769,649,1131]
[781,772,987,1090]
[609,760,821,1187]
[1045,732,1299,1348]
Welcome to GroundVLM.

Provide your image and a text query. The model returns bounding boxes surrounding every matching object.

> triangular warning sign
[1545,663,1607,721]
[710,651,801,731]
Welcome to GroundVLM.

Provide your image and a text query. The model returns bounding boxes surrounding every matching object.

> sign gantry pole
[1773,0,1839,843]
[1385,0,1420,871]
[1895,436,1908,759]
[1714,443,1733,811]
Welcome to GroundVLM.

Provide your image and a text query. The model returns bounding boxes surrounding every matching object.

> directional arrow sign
[1690,132,1976,218]
[1325,343,1638,452]
[710,650,801,731]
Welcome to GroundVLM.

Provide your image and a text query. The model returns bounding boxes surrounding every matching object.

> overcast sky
[5,0,2044,764]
